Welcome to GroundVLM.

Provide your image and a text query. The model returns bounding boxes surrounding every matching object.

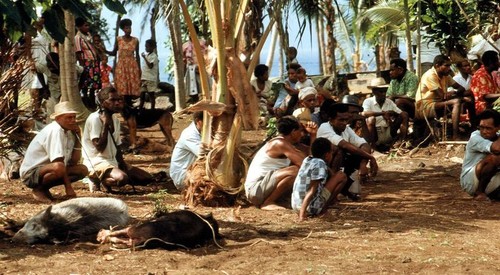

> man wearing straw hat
[363,77,408,151]
[20,101,88,202]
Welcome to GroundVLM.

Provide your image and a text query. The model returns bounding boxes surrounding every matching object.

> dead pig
[13,197,129,244]
[97,210,222,249]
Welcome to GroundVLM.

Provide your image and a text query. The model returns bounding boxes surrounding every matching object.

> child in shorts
[140,39,159,110]
[291,137,347,221]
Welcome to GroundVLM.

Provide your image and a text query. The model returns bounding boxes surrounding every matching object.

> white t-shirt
[460,130,495,194]
[295,79,314,91]
[20,121,76,178]
[82,111,122,169]
[453,74,471,91]
[317,122,367,148]
[244,140,291,192]
[141,52,159,82]
[362,97,402,128]
[169,122,201,190]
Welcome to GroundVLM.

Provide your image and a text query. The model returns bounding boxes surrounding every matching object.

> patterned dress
[75,31,101,90]
[114,36,141,97]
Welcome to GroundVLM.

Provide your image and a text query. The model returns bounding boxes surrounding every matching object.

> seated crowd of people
[17,19,500,221]
[241,50,500,219]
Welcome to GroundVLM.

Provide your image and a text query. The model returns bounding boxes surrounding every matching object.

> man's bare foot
[474,193,489,201]
[260,204,286,211]
[64,186,77,198]
[32,188,53,203]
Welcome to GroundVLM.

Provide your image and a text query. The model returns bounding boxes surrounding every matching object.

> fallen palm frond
[173,100,227,118]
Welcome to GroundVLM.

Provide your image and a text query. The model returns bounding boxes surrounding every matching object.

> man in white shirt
[82,86,153,192]
[20,101,88,202]
[317,104,379,200]
[170,111,203,190]
[362,78,408,151]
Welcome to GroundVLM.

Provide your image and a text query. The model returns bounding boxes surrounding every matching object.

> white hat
[367,77,389,89]
[50,101,78,119]
[298,87,317,100]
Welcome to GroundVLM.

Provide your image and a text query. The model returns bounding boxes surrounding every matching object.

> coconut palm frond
[358,6,404,28]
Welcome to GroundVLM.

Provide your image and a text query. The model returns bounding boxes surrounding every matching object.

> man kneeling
[461,109,500,200]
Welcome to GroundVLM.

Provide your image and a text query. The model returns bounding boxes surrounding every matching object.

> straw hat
[50,101,78,119]
[298,87,317,100]
[367,77,389,89]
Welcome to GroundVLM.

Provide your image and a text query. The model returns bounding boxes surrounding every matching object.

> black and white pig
[97,210,222,249]
[13,197,130,244]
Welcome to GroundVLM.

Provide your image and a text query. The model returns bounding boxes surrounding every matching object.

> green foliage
[1,0,124,44]
[148,190,172,217]
[43,5,67,44]
[266,117,277,138]
[103,0,127,15]
[0,0,37,41]
[419,0,473,57]
[58,0,91,21]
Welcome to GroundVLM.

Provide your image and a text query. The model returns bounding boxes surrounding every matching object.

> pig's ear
[206,212,213,218]
[42,206,53,221]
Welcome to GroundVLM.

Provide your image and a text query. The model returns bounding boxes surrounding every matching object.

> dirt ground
[0,114,499,275]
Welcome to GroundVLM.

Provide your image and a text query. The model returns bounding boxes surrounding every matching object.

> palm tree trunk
[265,24,278,72]
[166,0,186,110]
[60,10,89,121]
[317,16,326,75]
[403,0,414,72]
[416,0,422,77]
[324,0,337,77]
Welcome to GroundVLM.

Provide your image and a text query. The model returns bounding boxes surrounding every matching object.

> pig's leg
[97,227,131,243]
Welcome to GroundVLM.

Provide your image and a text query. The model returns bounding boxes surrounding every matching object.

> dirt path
[1,119,499,274]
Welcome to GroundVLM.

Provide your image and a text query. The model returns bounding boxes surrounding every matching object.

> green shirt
[387,70,419,99]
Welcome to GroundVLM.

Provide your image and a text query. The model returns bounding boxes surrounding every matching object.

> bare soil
[1,116,499,275]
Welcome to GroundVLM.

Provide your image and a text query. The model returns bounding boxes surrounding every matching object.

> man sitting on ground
[245,116,316,210]
[169,111,203,190]
[362,78,408,151]
[317,103,379,200]
[20,101,88,202]
[460,109,500,201]
[82,86,153,192]
[387,58,419,119]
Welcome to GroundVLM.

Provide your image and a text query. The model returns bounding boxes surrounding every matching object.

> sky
[100,2,381,81]
[101,5,327,81]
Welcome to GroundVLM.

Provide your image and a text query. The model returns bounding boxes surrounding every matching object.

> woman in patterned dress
[108,19,141,107]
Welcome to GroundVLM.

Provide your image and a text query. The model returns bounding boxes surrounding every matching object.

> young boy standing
[140,39,159,110]
[291,138,347,221]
